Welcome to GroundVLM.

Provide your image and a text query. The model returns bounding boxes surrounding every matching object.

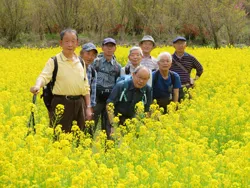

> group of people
[30,28,203,138]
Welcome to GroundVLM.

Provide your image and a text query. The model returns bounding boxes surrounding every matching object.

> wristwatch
[87,105,92,108]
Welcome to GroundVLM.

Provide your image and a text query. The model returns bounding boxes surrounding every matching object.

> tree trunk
[213,30,220,49]
[226,26,235,45]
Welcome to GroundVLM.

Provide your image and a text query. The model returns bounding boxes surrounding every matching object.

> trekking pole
[27,94,37,135]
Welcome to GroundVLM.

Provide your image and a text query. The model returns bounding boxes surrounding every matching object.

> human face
[158,55,172,71]
[60,32,78,56]
[128,49,142,67]
[140,41,154,55]
[173,40,186,54]
[80,50,97,66]
[132,68,150,89]
[102,43,116,58]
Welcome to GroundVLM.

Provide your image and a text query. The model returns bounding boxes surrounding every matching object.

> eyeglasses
[135,74,149,82]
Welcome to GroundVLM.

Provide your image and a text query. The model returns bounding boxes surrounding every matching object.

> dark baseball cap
[81,42,98,53]
[102,38,116,45]
[173,36,187,43]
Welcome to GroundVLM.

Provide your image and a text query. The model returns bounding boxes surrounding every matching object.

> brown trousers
[49,96,86,132]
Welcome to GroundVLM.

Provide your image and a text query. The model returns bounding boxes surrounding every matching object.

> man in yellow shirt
[30,28,91,132]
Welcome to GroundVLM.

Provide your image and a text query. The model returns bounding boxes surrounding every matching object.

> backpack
[41,56,85,111]
[117,75,148,105]
[124,65,130,75]
[116,74,132,83]
[153,70,175,100]
[94,53,120,81]
[94,54,121,101]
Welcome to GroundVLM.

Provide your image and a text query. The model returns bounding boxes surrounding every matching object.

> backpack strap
[169,71,175,87]
[152,70,160,86]
[79,57,85,68]
[95,57,101,72]
[79,57,88,81]
[91,66,95,78]
[119,80,129,102]
[88,66,96,89]
[125,65,130,75]
[113,56,120,82]
[51,56,58,89]
[139,85,148,105]
[168,71,176,100]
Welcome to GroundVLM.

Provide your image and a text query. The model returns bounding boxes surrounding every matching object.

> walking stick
[27,94,37,135]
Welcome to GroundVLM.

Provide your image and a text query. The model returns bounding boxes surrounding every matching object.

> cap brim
[84,48,98,53]
[89,48,98,53]
[103,42,116,45]
[173,39,186,43]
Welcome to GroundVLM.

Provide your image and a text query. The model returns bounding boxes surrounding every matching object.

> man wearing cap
[170,36,203,101]
[139,35,158,71]
[80,43,98,121]
[92,38,122,137]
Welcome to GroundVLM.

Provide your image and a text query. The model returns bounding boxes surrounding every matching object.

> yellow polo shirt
[37,52,90,96]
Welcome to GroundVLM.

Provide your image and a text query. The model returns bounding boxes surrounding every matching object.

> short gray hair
[128,46,143,56]
[60,28,78,40]
[157,52,172,62]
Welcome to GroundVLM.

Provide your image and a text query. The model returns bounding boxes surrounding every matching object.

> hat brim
[139,40,156,47]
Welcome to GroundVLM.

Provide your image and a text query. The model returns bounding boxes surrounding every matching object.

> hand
[89,107,95,119]
[190,78,195,85]
[30,86,40,94]
[85,107,93,120]
[190,78,195,88]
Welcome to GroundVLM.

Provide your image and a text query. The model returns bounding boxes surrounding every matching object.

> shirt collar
[173,52,188,59]
[129,64,139,71]
[60,52,79,63]
[142,55,152,59]
[103,56,116,65]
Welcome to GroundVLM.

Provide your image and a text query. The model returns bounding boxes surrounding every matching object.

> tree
[0,0,250,46]
[81,0,119,39]
[28,0,51,40]
[186,0,224,48]
[221,0,249,45]
[0,0,30,41]
[44,0,84,31]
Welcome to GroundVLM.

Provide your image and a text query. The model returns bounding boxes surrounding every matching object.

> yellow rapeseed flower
[0,46,250,187]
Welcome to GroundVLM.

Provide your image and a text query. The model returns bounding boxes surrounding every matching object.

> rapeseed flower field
[0,46,249,187]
